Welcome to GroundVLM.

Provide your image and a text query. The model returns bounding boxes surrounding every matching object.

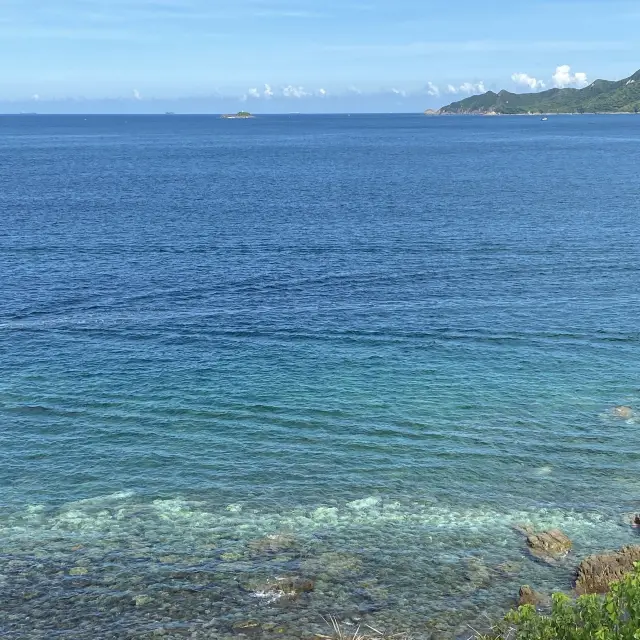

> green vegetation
[220,111,255,119]
[479,563,640,640]
[439,68,640,114]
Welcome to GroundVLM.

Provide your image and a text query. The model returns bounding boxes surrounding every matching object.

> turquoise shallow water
[1,114,639,639]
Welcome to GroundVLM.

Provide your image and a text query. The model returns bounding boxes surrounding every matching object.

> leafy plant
[478,563,640,640]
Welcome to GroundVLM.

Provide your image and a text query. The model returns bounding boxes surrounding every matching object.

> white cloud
[317,88,327,96]
[282,85,310,98]
[132,89,142,100]
[446,81,486,95]
[32,93,40,101]
[426,82,440,97]
[461,81,485,94]
[552,65,588,88]
[511,72,546,90]
[243,84,274,100]
[391,87,406,96]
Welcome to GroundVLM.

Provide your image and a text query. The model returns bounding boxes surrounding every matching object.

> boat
[541,117,548,121]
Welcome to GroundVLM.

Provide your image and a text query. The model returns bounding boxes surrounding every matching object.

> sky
[1,0,640,113]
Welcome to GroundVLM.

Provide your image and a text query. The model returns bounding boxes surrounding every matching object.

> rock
[277,576,315,595]
[512,523,535,537]
[133,594,152,606]
[612,406,633,419]
[463,558,491,590]
[518,585,549,608]
[496,561,523,577]
[244,575,315,602]
[300,552,362,577]
[575,545,640,594]
[232,620,261,636]
[634,515,640,527]
[525,528,572,564]
[247,534,297,555]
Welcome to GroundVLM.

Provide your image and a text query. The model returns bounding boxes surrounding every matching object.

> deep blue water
[1,114,639,639]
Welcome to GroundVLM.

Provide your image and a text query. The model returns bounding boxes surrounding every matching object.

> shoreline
[427,111,640,116]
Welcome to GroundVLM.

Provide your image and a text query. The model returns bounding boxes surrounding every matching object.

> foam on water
[0,492,637,639]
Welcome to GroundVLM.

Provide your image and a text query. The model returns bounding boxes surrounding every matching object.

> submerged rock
[575,545,640,594]
[232,619,261,636]
[133,594,152,606]
[463,558,492,591]
[525,528,572,564]
[244,575,315,602]
[612,405,633,419]
[518,585,549,608]
[301,551,363,577]
[496,561,523,577]
[247,534,298,555]
[622,513,640,528]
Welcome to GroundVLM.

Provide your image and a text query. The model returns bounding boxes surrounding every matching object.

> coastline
[427,111,640,116]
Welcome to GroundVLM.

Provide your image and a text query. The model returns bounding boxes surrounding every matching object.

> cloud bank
[510,65,589,92]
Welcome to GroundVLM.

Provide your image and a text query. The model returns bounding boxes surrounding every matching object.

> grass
[315,616,411,640]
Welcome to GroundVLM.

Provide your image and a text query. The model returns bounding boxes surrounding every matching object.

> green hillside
[438,68,640,114]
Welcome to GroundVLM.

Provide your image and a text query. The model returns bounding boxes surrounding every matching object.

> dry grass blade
[320,615,411,640]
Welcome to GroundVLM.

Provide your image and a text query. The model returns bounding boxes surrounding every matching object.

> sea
[1,114,639,639]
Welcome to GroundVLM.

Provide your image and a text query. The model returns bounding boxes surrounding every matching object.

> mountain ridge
[437,68,640,114]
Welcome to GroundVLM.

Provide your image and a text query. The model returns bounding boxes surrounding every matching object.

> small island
[220,111,255,119]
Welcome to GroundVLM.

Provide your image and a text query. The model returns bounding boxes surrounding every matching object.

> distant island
[220,111,255,119]
[436,68,640,115]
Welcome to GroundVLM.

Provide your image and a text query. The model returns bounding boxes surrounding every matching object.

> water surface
[1,114,639,639]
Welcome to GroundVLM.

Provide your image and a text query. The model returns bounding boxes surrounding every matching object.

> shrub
[480,562,640,640]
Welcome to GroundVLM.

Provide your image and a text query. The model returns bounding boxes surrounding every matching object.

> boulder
[612,406,633,419]
[620,513,640,528]
[575,545,640,594]
[518,585,549,608]
[526,528,572,564]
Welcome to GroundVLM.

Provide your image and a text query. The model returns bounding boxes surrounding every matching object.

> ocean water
[0,113,639,639]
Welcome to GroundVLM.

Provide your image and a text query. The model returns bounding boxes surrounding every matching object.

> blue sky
[2,0,640,112]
